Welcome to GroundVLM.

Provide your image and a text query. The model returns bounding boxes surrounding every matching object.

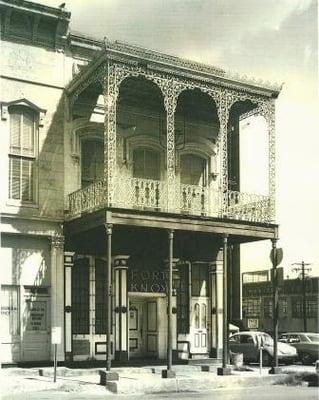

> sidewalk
[0,364,300,396]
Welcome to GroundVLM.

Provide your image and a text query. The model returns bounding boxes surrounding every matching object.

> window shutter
[22,110,34,156]
[10,112,21,154]
[21,159,33,202]
[9,157,21,199]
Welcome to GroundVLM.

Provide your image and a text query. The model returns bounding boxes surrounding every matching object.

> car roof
[280,332,316,335]
[231,331,265,335]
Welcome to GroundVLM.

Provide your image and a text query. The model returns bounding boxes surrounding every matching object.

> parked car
[279,332,319,365]
[229,331,297,366]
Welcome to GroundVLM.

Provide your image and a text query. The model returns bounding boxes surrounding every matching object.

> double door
[129,299,158,358]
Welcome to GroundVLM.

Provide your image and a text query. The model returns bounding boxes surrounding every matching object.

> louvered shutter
[21,159,33,202]
[22,110,34,157]
[10,112,21,155]
[9,157,21,200]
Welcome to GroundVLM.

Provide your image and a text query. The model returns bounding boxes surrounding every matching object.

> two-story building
[0,0,281,365]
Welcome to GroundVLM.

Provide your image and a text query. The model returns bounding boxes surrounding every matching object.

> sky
[42,0,318,277]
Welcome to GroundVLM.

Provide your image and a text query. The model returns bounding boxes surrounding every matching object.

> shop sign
[247,318,259,329]
[26,301,46,331]
[1,305,18,315]
[52,326,61,344]
[129,269,168,293]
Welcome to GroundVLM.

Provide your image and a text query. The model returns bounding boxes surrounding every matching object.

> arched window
[81,139,104,187]
[180,154,207,186]
[133,148,160,180]
[8,106,37,202]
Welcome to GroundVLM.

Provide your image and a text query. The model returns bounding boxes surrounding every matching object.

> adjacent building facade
[242,272,319,334]
[1,0,281,364]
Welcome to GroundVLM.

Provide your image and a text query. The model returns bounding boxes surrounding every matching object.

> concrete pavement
[0,364,316,396]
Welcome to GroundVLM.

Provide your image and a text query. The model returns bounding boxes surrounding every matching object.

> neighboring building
[1,0,281,365]
[242,273,319,333]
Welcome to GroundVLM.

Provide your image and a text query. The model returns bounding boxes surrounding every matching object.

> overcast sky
[42,0,318,276]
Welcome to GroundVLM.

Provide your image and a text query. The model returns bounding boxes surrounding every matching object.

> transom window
[133,148,160,180]
[180,154,207,186]
[8,106,37,202]
[192,264,208,297]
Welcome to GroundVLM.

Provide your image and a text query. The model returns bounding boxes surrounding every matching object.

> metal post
[162,229,176,378]
[272,239,278,369]
[222,234,228,368]
[106,223,113,372]
[301,262,307,332]
[217,234,231,375]
[167,229,173,371]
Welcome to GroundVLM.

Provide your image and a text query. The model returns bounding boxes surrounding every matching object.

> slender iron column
[272,238,279,369]
[105,223,113,371]
[167,229,174,371]
[222,234,229,369]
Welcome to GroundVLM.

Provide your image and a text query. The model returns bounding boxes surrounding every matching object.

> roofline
[0,0,71,20]
[66,35,282,98]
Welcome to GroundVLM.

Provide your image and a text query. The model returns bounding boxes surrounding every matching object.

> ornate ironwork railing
[67,179,272,223]
[227,191,271,223]
[179,184,209,216]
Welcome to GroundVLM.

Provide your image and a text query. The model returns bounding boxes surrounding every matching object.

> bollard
[259,346,263,374]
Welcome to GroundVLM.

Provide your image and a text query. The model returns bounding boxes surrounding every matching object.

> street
[2,385,318,400]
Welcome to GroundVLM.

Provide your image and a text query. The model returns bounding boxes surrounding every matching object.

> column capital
[51,233,64,249]
[104,223,113,235]
[64,252,75,265]
[112,255,130,268]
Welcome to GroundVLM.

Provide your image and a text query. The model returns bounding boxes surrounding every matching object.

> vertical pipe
[271,238,278,368]
[301,262,307,332]
[106,223,113,371]
[167,229,174,371]
[222,234,228,369]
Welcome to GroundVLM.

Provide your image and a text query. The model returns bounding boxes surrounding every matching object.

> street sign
[270,248,283,267]
[247,318,259,329]
[52,326,61,344]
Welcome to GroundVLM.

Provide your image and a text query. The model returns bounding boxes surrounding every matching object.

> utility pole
[292,261,312,332]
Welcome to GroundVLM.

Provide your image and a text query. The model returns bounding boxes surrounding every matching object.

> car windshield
[306,333,319,342]
[259,333,273,345]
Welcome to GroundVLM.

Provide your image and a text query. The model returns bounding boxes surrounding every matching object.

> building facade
[1,0,281,364]
[242,273,319,333]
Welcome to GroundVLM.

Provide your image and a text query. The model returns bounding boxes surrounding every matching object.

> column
[113,255,129,361]
[105,223,113,371]
[209,259,223,359]
[64,251,74,362]
[266,100,276,222]
[163,84,177,213]
[162,229,176,378]
[50,233,65,361]
[217,234,231,375]
[103,63,119,207]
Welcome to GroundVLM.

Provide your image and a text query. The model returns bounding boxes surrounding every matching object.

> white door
[129,299,158,358]
[191,298,209,354]
[22,296,50,361]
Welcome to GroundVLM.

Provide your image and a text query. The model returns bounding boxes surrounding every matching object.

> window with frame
[242,298,260,317]
[180,154,207,186]
[176,264,189,334]
[81,139,104,187]
[8,106,37,202]
[0,285,20,336]
[133,148,161,180]
[95,259,107,334]
[191,264,208,297]
[263,298,273,318]
[306,298,317,318]
[72,258,89,334]
[280,298,288,317]
[291,297,302,318]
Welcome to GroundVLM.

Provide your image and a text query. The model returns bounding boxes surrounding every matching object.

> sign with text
[26,301,46,331]
[52,327,62,344]
[129,269,168,293]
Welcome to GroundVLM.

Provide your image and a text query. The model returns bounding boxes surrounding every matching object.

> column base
[161,369,176,379]
[217,367,232,376]
[268,367,282,375]
[115,350,129,362]
[99,370,119,385]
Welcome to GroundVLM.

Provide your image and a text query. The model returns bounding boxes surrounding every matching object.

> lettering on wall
[129,269,168,293]
[26,301,46,331]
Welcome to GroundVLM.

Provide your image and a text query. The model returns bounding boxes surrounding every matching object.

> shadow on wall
[2,94,67,363]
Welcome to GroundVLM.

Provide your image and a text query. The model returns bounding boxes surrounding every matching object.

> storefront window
[72,258,89,334]
[95,259,106,334]
[242,298,260,317]
[0,285,20,336]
